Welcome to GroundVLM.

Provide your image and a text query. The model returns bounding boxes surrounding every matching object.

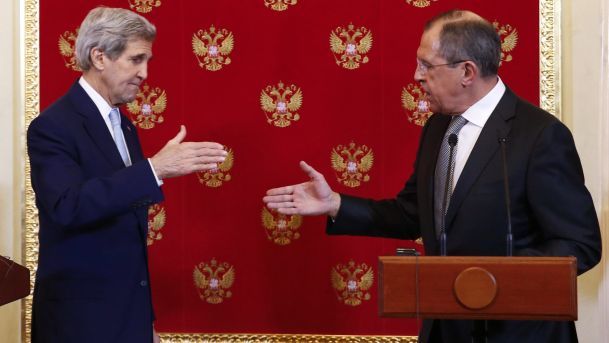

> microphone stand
[471,135,512,343]
[499,136,513,256]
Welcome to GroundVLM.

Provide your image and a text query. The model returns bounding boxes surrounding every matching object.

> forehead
[416,25,442,61]
[121,38,153,56]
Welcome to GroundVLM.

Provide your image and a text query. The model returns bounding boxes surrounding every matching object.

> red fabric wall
[40,0,539,336]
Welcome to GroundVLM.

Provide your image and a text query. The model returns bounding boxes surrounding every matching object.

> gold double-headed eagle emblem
[128,0,162,13]
[261,207,302,246]
[493,21,519,64]
[260,82,303,127]
[197,147,234,188]
[58,29,80,72]
[331,260,374,306]
[330,23,373,70]
[401,83,432,127]
[192,26,235,72]
[193,259,235,304]
[331,142,374,188]
[147,204,166,246]
[126,83,167,130]
[264,0,298,11]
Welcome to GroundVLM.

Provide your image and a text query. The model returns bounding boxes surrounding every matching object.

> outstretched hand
[263,161,341,217]
[150,125,227,180]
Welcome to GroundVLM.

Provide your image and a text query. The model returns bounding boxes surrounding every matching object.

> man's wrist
[147,158,164,186]
[328,192,341,218]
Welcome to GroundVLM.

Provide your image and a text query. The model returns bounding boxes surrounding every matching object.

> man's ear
[90,47,105,71]
[461,61,478,87]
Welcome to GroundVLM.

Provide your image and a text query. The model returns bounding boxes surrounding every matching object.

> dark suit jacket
[28,81,164,342]
[328,88,602,343]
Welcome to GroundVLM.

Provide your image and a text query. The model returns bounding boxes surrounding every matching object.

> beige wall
[0,0,22,341]
[564,0,609,341]
[0,0,607,342]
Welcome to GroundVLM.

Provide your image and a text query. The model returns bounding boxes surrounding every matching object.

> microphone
[395,248,420,256]
[440,133,458,256]
[498,133,513,256]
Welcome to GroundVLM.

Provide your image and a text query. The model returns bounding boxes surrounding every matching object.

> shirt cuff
[147,158,164,186]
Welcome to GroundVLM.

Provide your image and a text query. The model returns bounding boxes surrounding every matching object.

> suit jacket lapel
[116,110,149,239]
[120,114,151,241]
[120,112,144,163]
[444,89,517,229]
[68,82,128,170]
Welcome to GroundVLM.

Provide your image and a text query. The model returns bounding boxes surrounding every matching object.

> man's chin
[122,93,138,104]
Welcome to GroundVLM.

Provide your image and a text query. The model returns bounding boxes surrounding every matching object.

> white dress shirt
[452,78,506,189]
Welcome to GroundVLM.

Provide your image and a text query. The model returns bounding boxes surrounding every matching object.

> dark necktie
[434,115,468,238]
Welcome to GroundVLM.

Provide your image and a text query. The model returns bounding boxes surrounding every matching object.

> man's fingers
[195,147,229,157]
[263,194,293,203]
[275,207,300,215]
[168,125,187,144]
[182,141,226,151]
[299,161,323,181]
[265,201,300,214]
[173,145,227,160]
[193,162,223,171]
[266,201,296,209]
[180,142,226,154]
[265,186,294,196]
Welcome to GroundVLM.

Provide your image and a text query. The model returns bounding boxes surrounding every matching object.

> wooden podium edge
[378,256,577,321]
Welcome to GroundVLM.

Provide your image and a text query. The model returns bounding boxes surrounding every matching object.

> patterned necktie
[434,115,468,238]
[109,108,132,167]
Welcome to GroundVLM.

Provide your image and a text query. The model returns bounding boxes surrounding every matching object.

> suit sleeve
[520,120,602,274]
[325,116,436,240]
[27,114,164,230]
[326,179,420,240]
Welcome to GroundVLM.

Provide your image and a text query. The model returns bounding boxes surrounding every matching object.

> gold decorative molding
[22,0,561,342]
[540,0,561,118]
[23,0,39,341]
[158,333,418,342]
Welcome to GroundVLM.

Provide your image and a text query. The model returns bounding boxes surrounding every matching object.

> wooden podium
[0,255,31,307]
[378,256,577,320]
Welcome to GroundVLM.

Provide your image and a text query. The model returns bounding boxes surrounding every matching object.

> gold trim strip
[159,333,418,343]
[22,1,561,342]
[540,0,562,118]
[23,0,39,342]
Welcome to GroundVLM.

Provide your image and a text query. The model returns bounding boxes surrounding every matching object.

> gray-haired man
[28,7,225,342]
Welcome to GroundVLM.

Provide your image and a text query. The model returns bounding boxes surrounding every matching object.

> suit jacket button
[140,280,148,287]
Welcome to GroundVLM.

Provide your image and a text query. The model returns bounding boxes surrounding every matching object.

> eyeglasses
[416,59,468,74]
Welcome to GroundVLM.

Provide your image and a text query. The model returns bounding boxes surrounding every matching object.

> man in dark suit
[264,10,602,343]
[27,7,227,342]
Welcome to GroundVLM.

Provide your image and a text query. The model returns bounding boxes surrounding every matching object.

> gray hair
[75,7,156,71]
[425,10,501,78]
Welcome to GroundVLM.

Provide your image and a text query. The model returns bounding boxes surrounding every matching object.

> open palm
[263,161,340,217]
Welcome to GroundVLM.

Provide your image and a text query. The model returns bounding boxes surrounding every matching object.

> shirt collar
[460,77,506,128]
[79,76,116,118]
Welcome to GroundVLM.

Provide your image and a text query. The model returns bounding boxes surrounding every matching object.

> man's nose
[414,66,424,83]
[138,62,148,80]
